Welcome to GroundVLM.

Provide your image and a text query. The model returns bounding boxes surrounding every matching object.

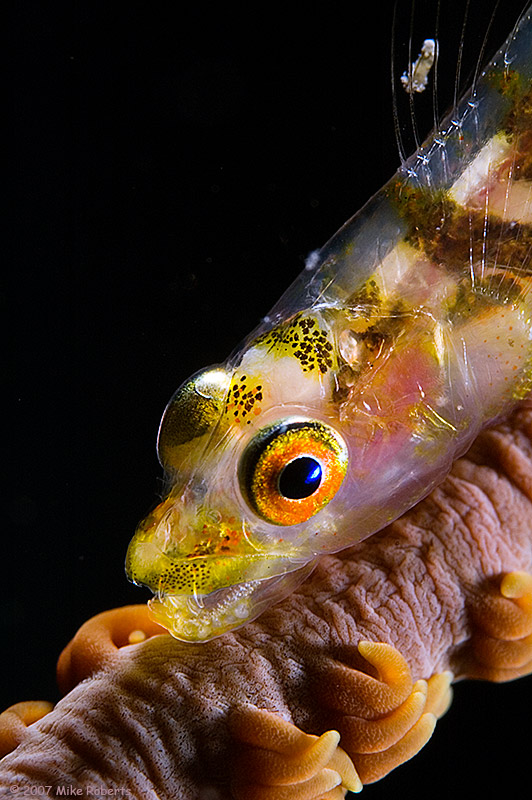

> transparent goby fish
[126,5,532,642]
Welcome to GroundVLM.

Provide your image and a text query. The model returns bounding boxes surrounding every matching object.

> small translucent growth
[401,39,437,94]
[305,249,321,270]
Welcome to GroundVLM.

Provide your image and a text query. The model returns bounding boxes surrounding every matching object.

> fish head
[126,302,465,641]
[126,312,353,641]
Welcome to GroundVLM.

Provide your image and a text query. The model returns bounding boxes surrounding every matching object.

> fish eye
[239,419,348,526]
[157,367,231,469]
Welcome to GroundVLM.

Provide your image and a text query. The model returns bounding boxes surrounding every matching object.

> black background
[4,1,531,798]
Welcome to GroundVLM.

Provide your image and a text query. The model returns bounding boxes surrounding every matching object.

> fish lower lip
[147,560,316,642]
[148,580,260,641]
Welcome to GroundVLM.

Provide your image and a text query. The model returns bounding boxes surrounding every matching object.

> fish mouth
[147,561,315,641]
[125,497,312,640]
[148,578,268,641]
[126,540,311,641]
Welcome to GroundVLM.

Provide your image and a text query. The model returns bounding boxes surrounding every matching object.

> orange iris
[239,420,348,526]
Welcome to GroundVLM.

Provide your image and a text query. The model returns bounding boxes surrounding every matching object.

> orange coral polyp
[249,426,348,526]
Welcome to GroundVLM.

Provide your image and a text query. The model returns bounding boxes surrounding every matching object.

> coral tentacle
[354,713,437,784]
[339,680,428,753]
[56,605,166,694]
[473,632,532,669]
[0,701,54,758]
[424,672,454,717]
[230,706,361,798]
[236,730,342,784]
[501,571,532,611]
[316,641,454,783]
[315,790,348,800]
[465,570,532,681]
[232,768,344,800]
[319,642,413,718]
[470,573,532,640]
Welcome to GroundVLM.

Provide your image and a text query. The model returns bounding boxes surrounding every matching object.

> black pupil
[278,457,323,500]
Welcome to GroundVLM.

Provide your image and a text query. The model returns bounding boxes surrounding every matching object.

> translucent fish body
[127,6,532,641]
